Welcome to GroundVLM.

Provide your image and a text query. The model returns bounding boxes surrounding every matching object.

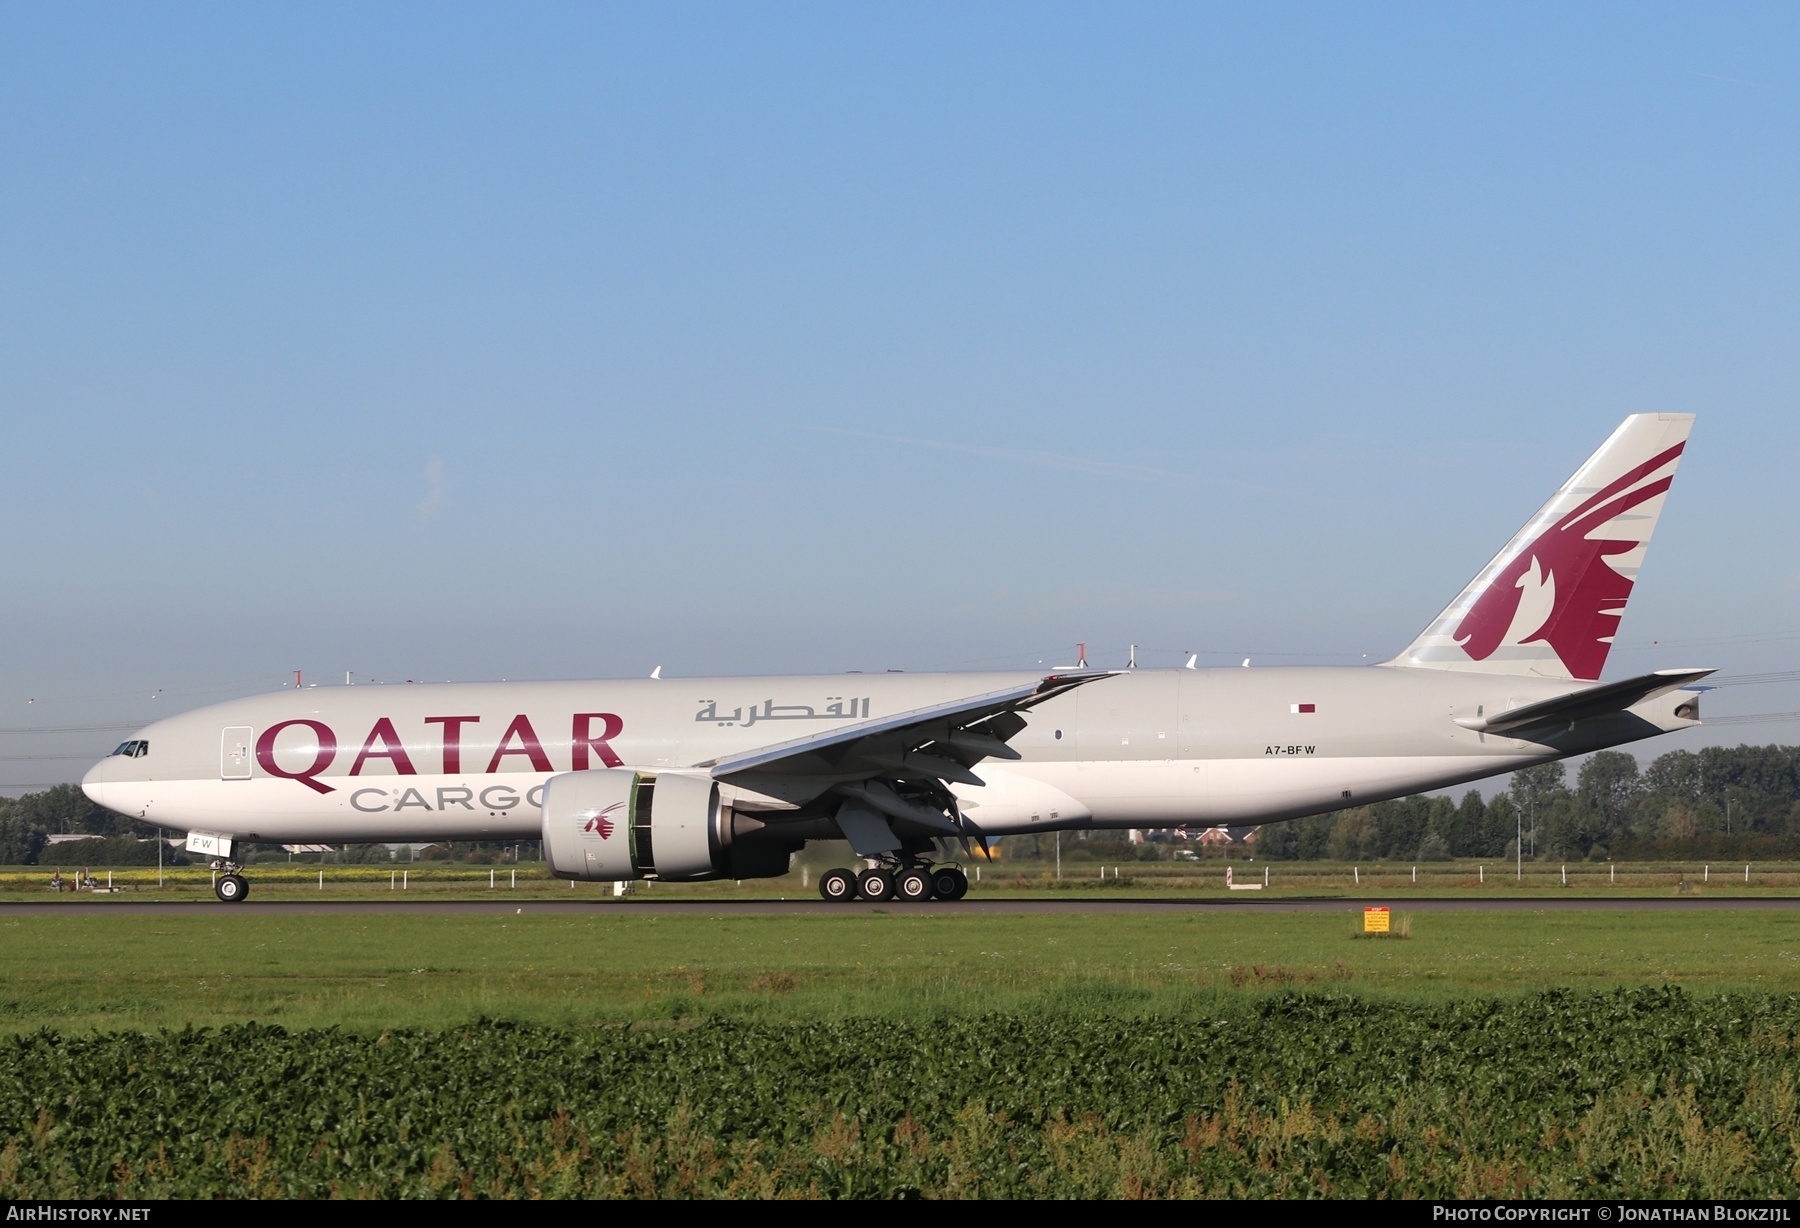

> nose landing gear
[211,860,250,903]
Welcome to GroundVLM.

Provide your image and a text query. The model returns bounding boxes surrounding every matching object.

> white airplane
[84,414,1710,904]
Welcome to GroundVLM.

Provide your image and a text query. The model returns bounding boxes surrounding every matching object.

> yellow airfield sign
[1363,907,1390,934]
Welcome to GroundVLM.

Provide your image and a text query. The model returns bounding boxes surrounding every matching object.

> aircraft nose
[81,757,114,809]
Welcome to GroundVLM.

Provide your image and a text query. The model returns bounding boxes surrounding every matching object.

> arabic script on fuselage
[695,697,871,727]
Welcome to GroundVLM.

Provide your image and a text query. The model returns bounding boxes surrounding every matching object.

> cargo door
[221,727,253,780]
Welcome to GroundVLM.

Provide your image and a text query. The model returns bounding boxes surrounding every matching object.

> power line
[4,677,286,705]
[1616,628,1800,650]
[1711,671,1800,688]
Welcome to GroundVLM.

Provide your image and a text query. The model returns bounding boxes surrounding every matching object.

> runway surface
[6,896,1800,916]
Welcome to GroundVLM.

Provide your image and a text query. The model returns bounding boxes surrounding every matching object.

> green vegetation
[7,989,1800,1197]
[1255,745,1800,864]
[5,909,1800,1034]
[7,909,1800,1196]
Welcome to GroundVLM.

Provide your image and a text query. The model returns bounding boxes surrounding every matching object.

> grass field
[13,873,1800,1197]
[7,855,1800,902]
[8,907,1800,1034]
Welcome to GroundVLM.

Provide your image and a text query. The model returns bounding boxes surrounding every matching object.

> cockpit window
[110,740,149,758]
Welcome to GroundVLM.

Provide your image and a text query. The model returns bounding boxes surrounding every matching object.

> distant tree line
[0,785,544,866]
[0,784,152,865]
[1258,744,1800,862]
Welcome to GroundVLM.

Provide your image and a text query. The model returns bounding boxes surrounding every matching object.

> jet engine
[540,768,793,882]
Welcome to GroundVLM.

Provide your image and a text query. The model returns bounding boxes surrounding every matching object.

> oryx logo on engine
[581,802,624,839]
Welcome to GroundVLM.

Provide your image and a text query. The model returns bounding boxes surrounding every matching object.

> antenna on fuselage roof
[1078,643,1087,668]
[650,666,662,680]
[1185,654,1198,670]
[1129,644,1137,669]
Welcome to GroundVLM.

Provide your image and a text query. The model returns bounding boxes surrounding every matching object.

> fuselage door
[221,727,253,780]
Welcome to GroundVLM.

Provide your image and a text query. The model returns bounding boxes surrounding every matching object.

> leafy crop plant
[5,989,1800,1198]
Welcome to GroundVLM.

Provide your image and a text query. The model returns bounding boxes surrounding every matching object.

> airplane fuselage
[81,665,1699,846]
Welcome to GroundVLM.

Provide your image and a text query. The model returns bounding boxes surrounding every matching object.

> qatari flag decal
[1290,703,1316,714]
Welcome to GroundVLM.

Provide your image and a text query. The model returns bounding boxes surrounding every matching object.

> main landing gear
[211,860,250,903]
[818,862,969,903]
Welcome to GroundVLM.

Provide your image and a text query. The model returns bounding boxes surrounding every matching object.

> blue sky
[3,3,1798,788]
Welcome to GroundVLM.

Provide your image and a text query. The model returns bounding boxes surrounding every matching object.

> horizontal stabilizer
[1454,668,1715,734]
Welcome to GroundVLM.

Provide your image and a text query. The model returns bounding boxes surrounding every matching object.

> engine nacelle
[541,769,790,882]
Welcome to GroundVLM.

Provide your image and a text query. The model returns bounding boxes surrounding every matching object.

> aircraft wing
[698,670,1114,852]
[1454,667,1715,735]
[699,671,1111,780]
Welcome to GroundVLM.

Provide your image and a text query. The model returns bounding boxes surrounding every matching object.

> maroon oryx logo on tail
[581,802,625,839]
[1453,442,1685,681]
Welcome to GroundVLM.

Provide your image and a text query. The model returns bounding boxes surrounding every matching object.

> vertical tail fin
[1390,413,1694,681]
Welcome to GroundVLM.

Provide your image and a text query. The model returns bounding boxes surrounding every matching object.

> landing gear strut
[212,860,250,903]
[816,860,968,903]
